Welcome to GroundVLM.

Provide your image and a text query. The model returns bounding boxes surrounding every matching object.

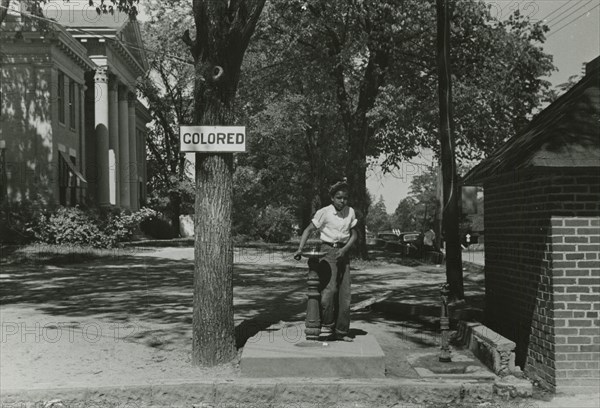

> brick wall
[549,216,600,393]
[483,167,600,392]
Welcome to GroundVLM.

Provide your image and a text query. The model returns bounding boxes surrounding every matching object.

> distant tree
[391,197,419,232]
[408,165,439,230]
[139,0,196,234]
[366,195,391,233]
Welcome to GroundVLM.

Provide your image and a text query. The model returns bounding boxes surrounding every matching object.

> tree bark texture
[436,0,464,300]
[188,0,265,366]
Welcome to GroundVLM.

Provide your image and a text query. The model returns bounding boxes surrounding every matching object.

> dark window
[69,156,77,205]
[59,153,77,206]
[58,72,65,124]
[59,153,68,205]
[69,80,75,129]
[0,145,6,203]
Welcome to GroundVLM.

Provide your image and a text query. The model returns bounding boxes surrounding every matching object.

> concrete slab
[407,351,498,380]
[240,323,385,378]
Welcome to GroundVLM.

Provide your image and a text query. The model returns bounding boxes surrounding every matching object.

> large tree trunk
[437,0,464,300]
[192,68,237,364]
[346,127,369,259]
[188,0,265,366]
[193,151,235,365]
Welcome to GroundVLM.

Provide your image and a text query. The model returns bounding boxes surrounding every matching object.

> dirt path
[3,246,595,407]
[0,247,458,391]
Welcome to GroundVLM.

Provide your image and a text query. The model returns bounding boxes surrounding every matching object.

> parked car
[366,233,379,247]
[373,231,403,251]
[398,231,422,257]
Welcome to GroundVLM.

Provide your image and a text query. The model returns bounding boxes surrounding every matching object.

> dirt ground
[1,245,598,407]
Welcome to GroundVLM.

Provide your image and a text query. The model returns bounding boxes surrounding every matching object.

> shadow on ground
[0,246,485,358]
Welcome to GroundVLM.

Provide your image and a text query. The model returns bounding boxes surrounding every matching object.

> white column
[127,93,139,210]
[118,85,130,209]
[93,67,110,206]
[108,75,120,206]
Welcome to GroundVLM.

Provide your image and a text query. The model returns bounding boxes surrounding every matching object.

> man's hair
[329,180,349,196]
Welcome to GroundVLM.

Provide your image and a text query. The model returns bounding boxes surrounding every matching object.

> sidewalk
[0,245,597,407]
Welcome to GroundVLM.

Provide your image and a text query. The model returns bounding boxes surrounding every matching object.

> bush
[97,207,158,243]
[254,205,294,243]
[0,198,49,244]
[32,207,111,248]
[31,206,158,248]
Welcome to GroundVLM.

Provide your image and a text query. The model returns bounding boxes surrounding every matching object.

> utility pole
[436,0,464,300]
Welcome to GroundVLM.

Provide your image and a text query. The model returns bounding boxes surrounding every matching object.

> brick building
[463,57,600,393]
[0,3,150,209]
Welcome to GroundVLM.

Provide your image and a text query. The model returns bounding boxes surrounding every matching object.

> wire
[539,0,573,22]
[547,3,599,37]
[0,5,195,65]
[547,0,593,27]
[545,0,590,25]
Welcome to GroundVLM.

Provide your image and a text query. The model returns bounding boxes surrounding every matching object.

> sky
[367,0,600,213]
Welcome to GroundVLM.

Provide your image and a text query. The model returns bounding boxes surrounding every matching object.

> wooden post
[436,0,464,300]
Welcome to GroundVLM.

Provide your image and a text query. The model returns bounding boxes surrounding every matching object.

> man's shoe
[334,334,353,342]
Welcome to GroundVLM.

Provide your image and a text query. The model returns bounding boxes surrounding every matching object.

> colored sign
[180,126,246,152]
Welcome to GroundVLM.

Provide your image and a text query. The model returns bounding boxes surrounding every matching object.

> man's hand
[336,249,346,259]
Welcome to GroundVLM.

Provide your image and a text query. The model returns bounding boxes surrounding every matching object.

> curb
[1,378,494,407]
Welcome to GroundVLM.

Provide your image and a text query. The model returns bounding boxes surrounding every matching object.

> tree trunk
[169,191,182,238]
[187,0,264,367]
[193,151,236,365]
[191,62,238,362]
[437,0,464,300]
[346,127,369,259]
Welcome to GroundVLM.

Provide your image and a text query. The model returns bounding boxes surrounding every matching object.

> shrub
[255,205,294,243]
[0,198,49,244]
[97,207,158,243]
[32,207,112,248]
[31,206,158,248]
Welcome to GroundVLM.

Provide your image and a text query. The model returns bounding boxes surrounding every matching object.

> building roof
[0,21,96,72]
[43,2,149,74]
[463,56,600,186]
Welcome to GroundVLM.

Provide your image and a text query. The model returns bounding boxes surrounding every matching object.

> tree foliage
[248,0,555,258]
[390,165,439,233]
[138,0,196,234]
[366,195,391,233]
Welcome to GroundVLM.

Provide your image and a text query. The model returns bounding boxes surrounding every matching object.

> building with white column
[0,3,150,209]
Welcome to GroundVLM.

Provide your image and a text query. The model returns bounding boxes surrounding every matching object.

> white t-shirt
[311,204,358,243]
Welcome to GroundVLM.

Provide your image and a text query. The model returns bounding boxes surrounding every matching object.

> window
[0,143,6,203]
[69,156,77,204]
[68,80,75,129]
[58,152,68,205]
[58,151,87,206]
[57,72,65,124]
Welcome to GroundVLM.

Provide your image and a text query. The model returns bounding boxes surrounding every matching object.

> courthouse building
[0,2,150,210]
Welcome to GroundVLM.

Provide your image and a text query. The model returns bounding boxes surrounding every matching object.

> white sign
[180,126,246,152]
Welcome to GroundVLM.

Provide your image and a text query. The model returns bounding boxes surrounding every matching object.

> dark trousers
[310,245,351,336]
